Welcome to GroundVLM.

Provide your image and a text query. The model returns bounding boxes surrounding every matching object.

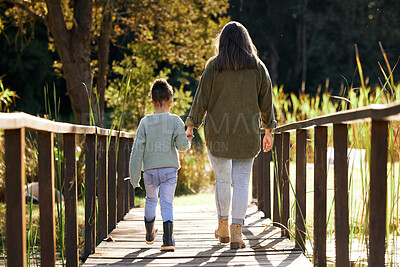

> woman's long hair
[211,21,259,71]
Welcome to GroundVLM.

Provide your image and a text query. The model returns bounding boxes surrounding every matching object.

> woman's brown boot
[230,224,246,249]
[215,219,230,243]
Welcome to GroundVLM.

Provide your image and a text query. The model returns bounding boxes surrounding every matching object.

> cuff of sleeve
[185,117,202,129]
[130,177,140,188]
[261,119,277,130]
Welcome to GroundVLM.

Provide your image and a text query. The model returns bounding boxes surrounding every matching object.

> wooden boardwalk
[83,204,311,266]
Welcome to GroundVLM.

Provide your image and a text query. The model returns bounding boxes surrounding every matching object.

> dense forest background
[1,0,400,126]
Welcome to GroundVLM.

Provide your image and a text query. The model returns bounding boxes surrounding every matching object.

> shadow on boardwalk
[83,205,311,266]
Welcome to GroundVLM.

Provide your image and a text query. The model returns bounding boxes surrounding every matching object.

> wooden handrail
[0,112,135,138]
[273,102,400,133]
[252,102,400,266]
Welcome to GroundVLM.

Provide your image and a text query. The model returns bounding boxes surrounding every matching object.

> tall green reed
[44,84,65,266]
[25,133,39,267]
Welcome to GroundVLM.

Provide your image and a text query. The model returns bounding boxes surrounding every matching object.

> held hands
[186,126,194,141]
[263,129,273,152]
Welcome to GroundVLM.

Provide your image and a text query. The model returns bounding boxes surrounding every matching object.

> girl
[130,78,191,252]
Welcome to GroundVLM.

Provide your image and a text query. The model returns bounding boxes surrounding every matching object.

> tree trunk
[45,0,97,125]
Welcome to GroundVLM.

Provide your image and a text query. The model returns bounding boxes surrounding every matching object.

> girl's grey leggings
[208,150,254,225]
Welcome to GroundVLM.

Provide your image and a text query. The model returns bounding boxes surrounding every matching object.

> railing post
[97,135,108,243]
[108,136,117,233]
[281,132,290,237]
[84,133,97,260]
[369,120,388,267]
[252,156,259,202]
[5,128,26,267]
[333,124,349,266]
[295,129,307,250]
[314,126,327,267]
[256,134,264,212]
[273,133,282,225]
[124,138,130,215]
[117,137,126,222]
[63,133,79,267]
[128,138,135,209]
[37,131,56,267]
[262,150,271,218]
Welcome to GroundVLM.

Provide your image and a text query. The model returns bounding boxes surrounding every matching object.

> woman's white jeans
[208,151,254,225]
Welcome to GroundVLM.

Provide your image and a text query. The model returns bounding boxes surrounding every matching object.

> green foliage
[105,0,230,129]
[0,79,18,112]
[176,148,214,195]
[106,43,173,129]
[105,42,195,130]
[108,0,230,75]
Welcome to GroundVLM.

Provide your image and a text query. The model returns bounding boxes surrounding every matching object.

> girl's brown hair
[211,21,259,71]
[149,78,173,107]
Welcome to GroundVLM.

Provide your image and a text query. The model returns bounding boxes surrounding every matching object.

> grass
[0,199,86,265]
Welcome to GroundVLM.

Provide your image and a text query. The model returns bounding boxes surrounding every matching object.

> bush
[176,147,214,195]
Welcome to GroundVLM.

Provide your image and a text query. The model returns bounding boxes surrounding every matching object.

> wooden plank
[83,252,312,267]
[63,133,79,267]
[369,120,388,267]
[117,137,125,222]
[89,247,304,258]
[281,132,290,237]
[295,129,307,250]
[84,134,97,260]
[4,128,26,267]
[108,136,117,233]
[262,150,271,218]
[37,131,56,267]
[333,124,349,266]
[82,205,311,267]
[273,133,282,226]
[313,126,327,266]
[97,135,108,243]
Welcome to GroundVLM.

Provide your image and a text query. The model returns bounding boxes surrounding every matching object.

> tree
[105,1,229,129]
[1,0,229,125]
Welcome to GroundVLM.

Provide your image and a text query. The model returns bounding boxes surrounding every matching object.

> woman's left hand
[263,130,273,152]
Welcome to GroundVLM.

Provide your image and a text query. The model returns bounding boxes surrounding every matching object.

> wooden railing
[252,102,400,266]
[1,112,135,267]
[3,102,400,266]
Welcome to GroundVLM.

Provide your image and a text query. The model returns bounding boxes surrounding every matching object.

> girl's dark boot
[161,220,175,252]
[145,218,158,244]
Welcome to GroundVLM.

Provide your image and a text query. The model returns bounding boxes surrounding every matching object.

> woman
[185,21,276,249]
